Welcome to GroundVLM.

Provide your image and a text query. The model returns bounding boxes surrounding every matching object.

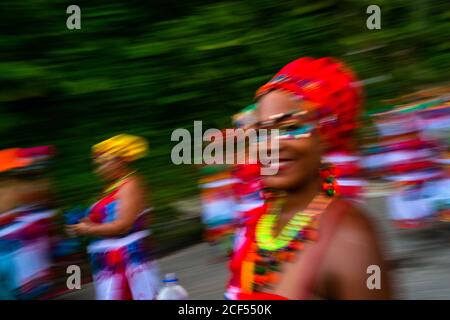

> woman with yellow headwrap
[67,134,160,300]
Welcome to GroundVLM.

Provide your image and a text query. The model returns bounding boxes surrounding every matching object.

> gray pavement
[365,197,450,300]
[59,195,450,300]
[59,243,228,300]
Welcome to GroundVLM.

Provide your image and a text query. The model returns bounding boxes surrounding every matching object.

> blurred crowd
[363,88,450,226]
[0,84,449,299]
[0,146,69,299]
[202,86,450,258]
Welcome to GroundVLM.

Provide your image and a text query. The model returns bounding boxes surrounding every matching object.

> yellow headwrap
[92,134,148,162]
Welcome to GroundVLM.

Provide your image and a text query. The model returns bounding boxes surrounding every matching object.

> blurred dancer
[68,134,159,300]
[0,148,27,300]
[0,147,55,299]
[226,105,265,298]
[228,57,391,300]
[0,149,30,214]
[371,99,446,228]
[416,101,450,222]
[322,150,366,204]
[231,105,265,221]
[199,137,238,261]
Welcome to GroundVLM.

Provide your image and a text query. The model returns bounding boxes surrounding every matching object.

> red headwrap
[255,57,363,151]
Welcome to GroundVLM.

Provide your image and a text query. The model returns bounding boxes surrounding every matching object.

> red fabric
[17,146,55,158]
[204,224,236,242]
[389,160,436,174]
[120,272,133,300]
[233,164,261,181]
[232,164,263,199]
[333,163,361,177]
[107,249,124,266]
[236,292,288,300]
[227,205,266,291]
[88,189,119,223]
[439,209,450,222]
[393,219,431,229]
[0,213,19,227]
[385,138,429,152]
[105,248,133,300]
[337,185,364,197]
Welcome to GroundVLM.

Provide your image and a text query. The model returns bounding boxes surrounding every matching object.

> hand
[79,217,91,223]
[66,221,94,236]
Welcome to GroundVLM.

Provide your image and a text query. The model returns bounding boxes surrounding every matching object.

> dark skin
[0,177,19,213]
[0,175,53,213]
[256,90,391,299]
[67,156,149,237]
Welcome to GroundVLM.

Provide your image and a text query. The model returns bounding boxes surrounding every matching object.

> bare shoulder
[321,198,378,244]
[119,174,147,195]
[319,199,392,299]
[117,174,150,215]
[320,197,387,269]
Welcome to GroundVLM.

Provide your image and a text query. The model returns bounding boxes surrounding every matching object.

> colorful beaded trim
[103,171,136,195]
[241,193,332,293]
[255,199,315,251]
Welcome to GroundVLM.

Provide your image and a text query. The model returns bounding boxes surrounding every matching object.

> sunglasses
[256,111,315,142]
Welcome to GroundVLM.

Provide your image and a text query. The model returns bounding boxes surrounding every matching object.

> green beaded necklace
[255,199,315,251]
[103,171,136,195]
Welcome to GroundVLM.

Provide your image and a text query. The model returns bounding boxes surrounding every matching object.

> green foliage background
[0,0,448,215]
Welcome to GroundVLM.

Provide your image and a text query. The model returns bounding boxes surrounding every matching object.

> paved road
[59,196,450,300]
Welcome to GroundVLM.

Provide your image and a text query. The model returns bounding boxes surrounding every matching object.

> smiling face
[256,90,323,191]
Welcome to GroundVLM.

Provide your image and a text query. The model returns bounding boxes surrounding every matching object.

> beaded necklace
[103,171,136,195]
[241,193,332,293]
[255,198,316,251]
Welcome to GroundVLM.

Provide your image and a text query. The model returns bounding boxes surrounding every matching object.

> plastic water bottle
[156,273,188,300]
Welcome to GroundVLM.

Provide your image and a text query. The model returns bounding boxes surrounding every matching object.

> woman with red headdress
[227,57,392,300]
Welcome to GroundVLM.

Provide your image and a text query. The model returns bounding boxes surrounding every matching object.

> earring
[320,162,338,197]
